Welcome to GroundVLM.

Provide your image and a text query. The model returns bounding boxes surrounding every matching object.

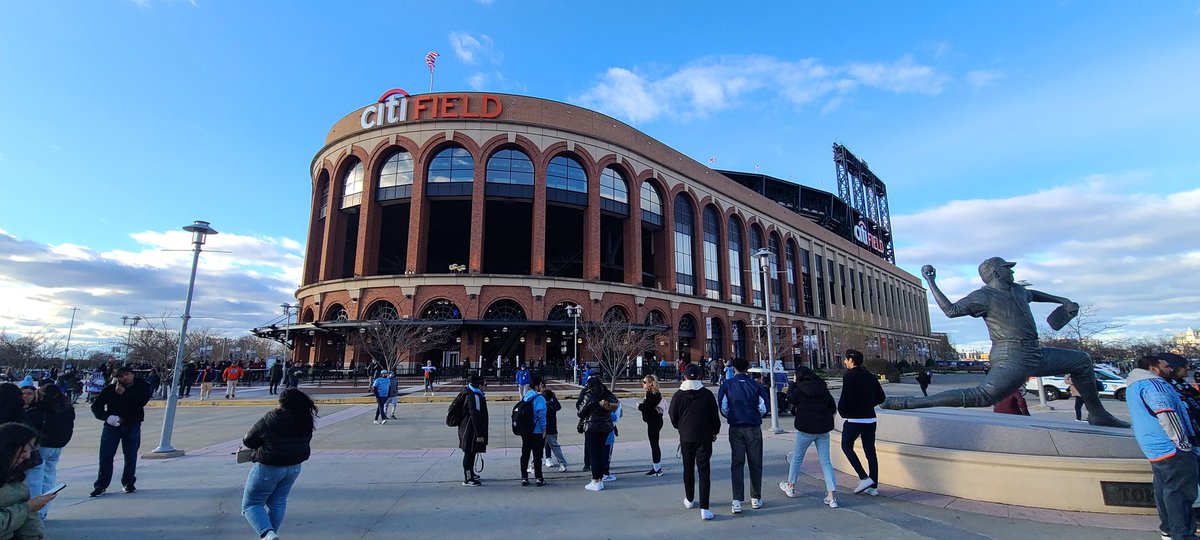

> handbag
[576,417,586,434]
[235,447,253,464]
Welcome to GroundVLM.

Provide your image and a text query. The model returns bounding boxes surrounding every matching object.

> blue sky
[1,1,1198,355]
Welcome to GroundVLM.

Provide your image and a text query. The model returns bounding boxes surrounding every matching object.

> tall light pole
[753,248,784,434]
[566,305,583,384]
[121,315,142,365]
[63,307,79,366]
[281,303,295,364]
[152,220,217,457]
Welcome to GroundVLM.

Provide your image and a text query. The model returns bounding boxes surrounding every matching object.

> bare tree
[0,328,63,371]
[748,321,798,369]
[580,310,664,388]
[352,307,456,374]
[827,310,875,361]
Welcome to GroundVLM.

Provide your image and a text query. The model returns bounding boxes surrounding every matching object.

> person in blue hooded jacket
[515,365,531,397]
[519,376,548,486]
[717,357,768,514]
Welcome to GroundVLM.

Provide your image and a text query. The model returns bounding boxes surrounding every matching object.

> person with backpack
[541,388,568,472]
[637,374,664,477]
[577,376,618,491]
[451,376,489,486]
[778,367,838,509]
[514,376,548,486]
[370,371,392,425]
[669,364,721,521]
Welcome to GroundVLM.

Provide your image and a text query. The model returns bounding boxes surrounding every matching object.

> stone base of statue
[827,409,1153,514]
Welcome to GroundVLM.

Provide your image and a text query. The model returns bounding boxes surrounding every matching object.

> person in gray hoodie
[670,364,721,521]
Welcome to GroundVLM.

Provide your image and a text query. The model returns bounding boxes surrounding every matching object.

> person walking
[577,377,618,491]
[370,371,392,425]
[669,364,721,521]
[1064,373,1085,422]
[637,374,665,477]
[89,366,152,497]
[518,376,548,487]
[838,349,886,497]
[1,422,56,539]
[180,361,197,398]
[145,368,162,400]
[268,361,283,396]
[240,389,318,540]
[197,364,219,401]
[456,376,489,486]
[779,367,838,509]
[26,384,74,520]
[1126,354,1198,540]
[541,388,568,472]
[223,362,246,400]
[515,365,531,397]
[915,368,932,397]
[422,362,437,397]
[385,369,400,420]
[716,357,769,514]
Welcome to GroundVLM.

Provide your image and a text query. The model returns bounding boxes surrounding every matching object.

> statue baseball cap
[978,257,1016,281]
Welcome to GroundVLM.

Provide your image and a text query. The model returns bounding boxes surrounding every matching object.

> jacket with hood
[0,479,43,540]
[545,394,561,435]
[1126,368,1195,462]
[786,379,836,434]
[33,400,75,449]
[669,379,721,443]
[576,380,618,434]
[521,389,548,435]
[717,373,768,426]
[457,385,488,453]
[838,366,886,420]
[637,391,663,423]
[242,409,314,467]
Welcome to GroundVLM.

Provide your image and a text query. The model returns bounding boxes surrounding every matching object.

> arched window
[785,241,799,314]
[645,310,666,328]
[547,155,587,191]
[600,167,629,213]
[422,299,463,320]
[728,217,744,303]
[640,182,663,226]
[301,307,315,323]
[603,305,630,322]
[377,150,414,201]
[768,234,782,310]
[706,317,725,361]
[324,303,349,322]
[673,194,696,295]
[731,320,747,360]
[317,173,330,220]
[483,299,527,321]
[486,148,534,185]
[702,206,721,300]
[749,226,764,307]
[427,146,474,183]
[547,302,582,322]
[341,160,364,208]
[365,301,398,320]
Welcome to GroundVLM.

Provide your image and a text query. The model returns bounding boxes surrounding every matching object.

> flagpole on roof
[426,51,439,93]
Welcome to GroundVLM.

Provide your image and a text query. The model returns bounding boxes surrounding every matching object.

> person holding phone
[0,422,56,538]
[89,366,152,497]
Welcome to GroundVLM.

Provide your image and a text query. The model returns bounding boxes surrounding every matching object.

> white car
[1024,368,1127,401]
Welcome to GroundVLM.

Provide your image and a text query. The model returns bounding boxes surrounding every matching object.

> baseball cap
[683,364,702,380]
[1155,352,1188,370]
[978,257,1016,281]
[380,370,390,375]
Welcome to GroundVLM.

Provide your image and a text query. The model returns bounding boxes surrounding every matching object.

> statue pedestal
[830,409,1153,514]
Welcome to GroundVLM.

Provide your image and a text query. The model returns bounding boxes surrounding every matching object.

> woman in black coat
[778,367,839,508]
[241,389,318,540]
[577,377,618,490]
[28,384,74,520]
[457,376,489,486]
[637,375,664,477]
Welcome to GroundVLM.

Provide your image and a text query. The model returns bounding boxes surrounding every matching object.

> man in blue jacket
[717,357,768,514]
[519,376,548,486]
[1126,354,1197,540]
[515,365,531,396]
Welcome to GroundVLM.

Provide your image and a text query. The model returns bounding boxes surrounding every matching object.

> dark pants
[728,424,763,501]
[647,416,663,464]
[180,380,194,397]
[269,378,281,395]
[463,449,478,481]
[681,441,713,509]
[374,395,387,421]
[95,422,141,490]
[1152,452,1198,540]
[584,430,609,480]
[919,383,928,397]
[841,421,878,487]
[1074,396,1084,420]
[520,434,544,480]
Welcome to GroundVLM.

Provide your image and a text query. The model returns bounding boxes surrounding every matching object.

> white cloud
[965,69,1005,90]
[449,31,500,65]
[576,54,950,123]
[893,178,1200,345]
[468,72,487,91]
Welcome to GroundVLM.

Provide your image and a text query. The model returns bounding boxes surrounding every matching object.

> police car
[1023,368,1127,401]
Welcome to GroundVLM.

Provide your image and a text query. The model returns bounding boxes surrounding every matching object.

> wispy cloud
[449,31,500,65]
[965,69,1005,90]
[576,54,951,123]
[893,177,1200,345]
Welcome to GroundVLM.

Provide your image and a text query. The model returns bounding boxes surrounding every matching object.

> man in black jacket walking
[669,364,721,521]
[838,349,886,496]
[89,366,152,497]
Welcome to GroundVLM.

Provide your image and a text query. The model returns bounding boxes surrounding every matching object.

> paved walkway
[44,397,1153,539]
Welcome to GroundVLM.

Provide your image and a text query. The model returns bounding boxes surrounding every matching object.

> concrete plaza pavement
[41,380,1153,539]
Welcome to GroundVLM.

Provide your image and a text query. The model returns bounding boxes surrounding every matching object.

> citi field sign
[853,220,886,255]
[360,89,503,129]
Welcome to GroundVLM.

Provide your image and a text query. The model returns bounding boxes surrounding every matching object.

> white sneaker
[853,478,874,494]
[731,500,742,514]
[380,419,387,425]
[824,495,839,508]
[865,487,879,496]
[700,509,714,520]
[601,474,616,482]
[527,464,534,474]
[585,480,604,492]
[751,498,763,509]
[263,531,280,540]
[544,458,554,468]
[558,464,567,473]
[373,420,380,425]
[683,498,696,509]
[779,481,795,498]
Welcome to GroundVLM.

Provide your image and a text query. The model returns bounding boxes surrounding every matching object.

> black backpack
[446,391,469,427]
[511,397,535,435]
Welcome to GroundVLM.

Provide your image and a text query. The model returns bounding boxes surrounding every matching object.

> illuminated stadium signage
[853,220,886,255]
[360,89,502,129]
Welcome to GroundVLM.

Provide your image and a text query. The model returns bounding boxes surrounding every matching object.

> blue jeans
[25,446,62,519]
[1151,452,1197,540]
[242,463,303,536]
[95,423,141,490]
[787,431,836,492]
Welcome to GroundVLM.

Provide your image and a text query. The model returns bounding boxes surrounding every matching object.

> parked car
[1024,368,1126,401]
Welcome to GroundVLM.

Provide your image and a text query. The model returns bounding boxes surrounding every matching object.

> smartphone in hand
[45,483,66,495]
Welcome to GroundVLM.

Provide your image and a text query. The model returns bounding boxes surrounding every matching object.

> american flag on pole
[426,51,440,73]
[708,156,716,164]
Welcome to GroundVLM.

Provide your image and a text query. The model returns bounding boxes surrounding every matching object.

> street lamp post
[753,248,784,434]
[63,307,79,366]
[566,305,583,384]
[151,220,217,457]
[121,315,142,365]
[281,303,295,364]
